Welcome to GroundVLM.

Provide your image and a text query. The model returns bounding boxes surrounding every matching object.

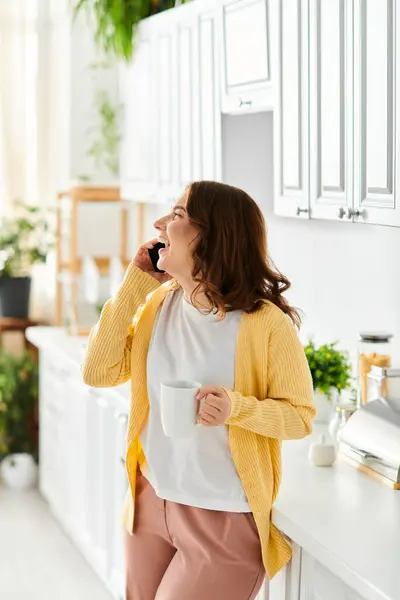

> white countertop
[26,326,131,403]
[276,434,399,600]
[27,326,399,600]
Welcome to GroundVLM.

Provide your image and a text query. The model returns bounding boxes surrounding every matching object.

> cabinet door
[273,0,310,218]
[309,0,353,221]
[221,0,272,113]
[300,552,363,600]
[199,10,222,181]
[109,404,129,600]
[120,28,157,202]
[39,354,71,516]
[353,0,400,227]
[85,389,111,577]
[176,5,222,187]
[176,13,201,189]
[154,22,178,202]
[267,542,301,600]
[61,376,89,543]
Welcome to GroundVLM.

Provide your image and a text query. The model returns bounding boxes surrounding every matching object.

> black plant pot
[0,277,31,319]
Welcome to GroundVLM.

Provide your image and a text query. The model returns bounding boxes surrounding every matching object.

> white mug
[160,380,202,438]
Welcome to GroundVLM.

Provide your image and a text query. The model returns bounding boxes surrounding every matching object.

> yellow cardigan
[82,264,315,579]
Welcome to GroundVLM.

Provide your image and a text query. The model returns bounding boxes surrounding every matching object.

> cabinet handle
[296,207,309,217]
[338,207,346,219]
[347,208,365,219]
[120,457,126,466]
[238,98,252,108]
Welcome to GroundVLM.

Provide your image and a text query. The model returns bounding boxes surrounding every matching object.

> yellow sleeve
[81,263,160,388]
[225,316,315,439]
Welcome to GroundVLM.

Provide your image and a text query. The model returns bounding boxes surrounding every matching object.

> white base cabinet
[35,333,375,600]
[38,350,128,600]
[300,551,363,600]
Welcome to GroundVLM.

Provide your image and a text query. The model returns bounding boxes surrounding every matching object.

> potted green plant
[73,0,189,62]
[0,350,39,490]
[304,340,352,423]
[0,201,54,319]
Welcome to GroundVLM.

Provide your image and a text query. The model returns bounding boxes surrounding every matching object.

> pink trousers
[125,472,267,600]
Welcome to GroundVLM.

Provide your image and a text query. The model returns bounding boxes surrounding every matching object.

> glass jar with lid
[357,332,393,407]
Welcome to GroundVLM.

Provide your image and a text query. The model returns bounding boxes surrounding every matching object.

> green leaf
[72,0,189,62]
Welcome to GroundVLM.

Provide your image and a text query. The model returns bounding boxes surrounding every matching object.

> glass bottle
[329,404,357,448]
[357,332,393,408]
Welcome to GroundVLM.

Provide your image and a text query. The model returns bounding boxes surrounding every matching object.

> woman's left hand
[196,386,231,426]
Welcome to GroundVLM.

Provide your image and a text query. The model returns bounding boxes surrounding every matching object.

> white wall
[142,111,400,368]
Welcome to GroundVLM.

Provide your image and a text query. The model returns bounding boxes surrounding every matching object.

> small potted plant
[0,200,54,319]
[304,340,352,423]
[0,350,39,490]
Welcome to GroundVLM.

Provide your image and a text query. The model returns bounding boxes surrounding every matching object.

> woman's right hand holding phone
[132,240,172,284]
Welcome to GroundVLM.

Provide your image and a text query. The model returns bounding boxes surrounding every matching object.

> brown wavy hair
[185,181,301,328]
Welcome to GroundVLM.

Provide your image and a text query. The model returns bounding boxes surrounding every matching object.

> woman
[82,181,315,600]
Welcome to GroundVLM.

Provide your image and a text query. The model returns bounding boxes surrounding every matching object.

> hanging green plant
[73,0,188,62]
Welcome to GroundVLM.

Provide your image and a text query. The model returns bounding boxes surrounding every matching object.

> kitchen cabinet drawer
[221,0,272,113]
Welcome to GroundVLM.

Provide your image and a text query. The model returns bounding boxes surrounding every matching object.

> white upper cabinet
[273,0,310,218]
[121,1,221,204]
[161,2,221,192]
[221,0,272,113]
[176,12,201,189]
[353,0,400,227]
[309,0,353,221]
[154,24,177,200]
[120,0,400,226]
[199,10,222,181]
[120,27,157,202]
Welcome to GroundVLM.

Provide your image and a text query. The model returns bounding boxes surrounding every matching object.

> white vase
[313,389,337,424]
[0,453,37,490]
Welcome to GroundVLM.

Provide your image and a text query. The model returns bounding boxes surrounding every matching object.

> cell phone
[148,242,166,273]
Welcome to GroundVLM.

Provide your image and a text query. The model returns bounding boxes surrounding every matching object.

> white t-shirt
[140,289,251,512]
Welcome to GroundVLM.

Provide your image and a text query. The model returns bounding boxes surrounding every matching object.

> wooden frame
[55,186,144,336]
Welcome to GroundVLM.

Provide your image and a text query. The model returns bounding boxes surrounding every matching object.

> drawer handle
[238,98,252,108]
[296,206,310,216]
